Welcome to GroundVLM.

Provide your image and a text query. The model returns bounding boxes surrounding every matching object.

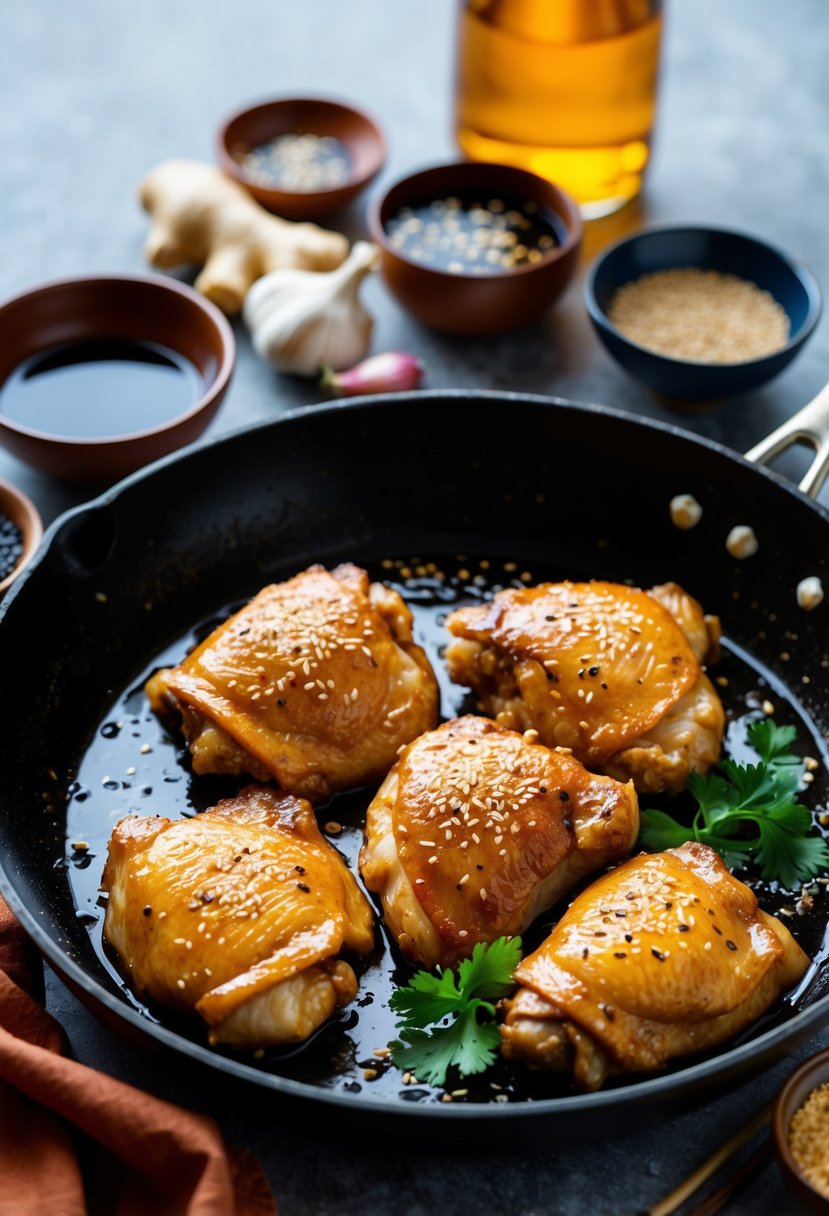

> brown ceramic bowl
[217,97,386,220]
[368,161,582,336]
[0,274,235,482]
[773,1046,829,1213]
[0,477,43,595]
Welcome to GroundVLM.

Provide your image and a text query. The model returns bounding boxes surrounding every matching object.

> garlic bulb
[243,240,378,376]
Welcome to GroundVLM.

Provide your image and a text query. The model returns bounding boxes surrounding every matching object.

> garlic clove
[669,493,703,531]
[796,576,824,611]
[321,352,424,397]
[725,525,759,560]
[243,241,379,376]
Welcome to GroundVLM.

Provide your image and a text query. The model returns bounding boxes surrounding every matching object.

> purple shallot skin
[321,352,423,397]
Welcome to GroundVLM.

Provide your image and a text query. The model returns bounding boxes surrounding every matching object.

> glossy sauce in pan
[63,557,829,1106]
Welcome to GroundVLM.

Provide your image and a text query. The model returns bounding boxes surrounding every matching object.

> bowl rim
[368,159,583,283]
[217,93,387,201]
[773,1044,829,1206]
[584,222,823,370]
[0,476,43,594]
[0,272,236,448]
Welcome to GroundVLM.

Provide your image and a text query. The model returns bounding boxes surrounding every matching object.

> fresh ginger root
[139,160,349,314]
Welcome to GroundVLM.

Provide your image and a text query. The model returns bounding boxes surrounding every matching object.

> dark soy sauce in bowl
[0,339,203,439]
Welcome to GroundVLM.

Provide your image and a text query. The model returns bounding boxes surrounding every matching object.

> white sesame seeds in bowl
[585,225,821,403]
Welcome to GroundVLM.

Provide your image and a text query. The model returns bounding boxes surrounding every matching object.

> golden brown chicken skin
[445,580,724,795]
[359,715,638,968]
[146,563,439,802]
[102,785,375,1047]
[501,842,809,1090]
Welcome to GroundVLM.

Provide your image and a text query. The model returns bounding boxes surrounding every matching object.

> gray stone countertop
[2,0,829,1212]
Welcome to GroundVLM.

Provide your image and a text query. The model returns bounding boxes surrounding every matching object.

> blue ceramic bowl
[585,225,822,400]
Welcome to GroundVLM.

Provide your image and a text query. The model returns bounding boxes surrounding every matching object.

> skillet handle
[744,381,829,499]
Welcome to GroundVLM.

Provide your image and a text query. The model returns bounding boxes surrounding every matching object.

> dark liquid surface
[0,339,202,439]
[63,556,829,1107]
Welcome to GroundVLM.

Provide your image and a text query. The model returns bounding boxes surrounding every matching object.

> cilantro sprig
[388,937,521,1087]
[749,719,803,773]
[638,719,829,889]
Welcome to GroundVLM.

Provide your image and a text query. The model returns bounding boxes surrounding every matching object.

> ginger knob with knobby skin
[138,160,349,314]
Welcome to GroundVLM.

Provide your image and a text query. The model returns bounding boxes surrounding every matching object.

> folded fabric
[0,894,277,1216]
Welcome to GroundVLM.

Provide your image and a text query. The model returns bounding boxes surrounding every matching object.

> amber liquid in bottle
[455,0,663,217]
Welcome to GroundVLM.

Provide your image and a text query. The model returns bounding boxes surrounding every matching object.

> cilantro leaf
[456,936,523,1001]
[717,759,779,808]
[688,769,742,827]
[748,719,801,771]
[388,937,520,1087]
[389,967,464,1029]
[750,811,829,889]
[639,808,696,851]
[636,719,828,889]
[391,1006,502,1087]
[390,1025,461,1088]
[450,1012,502,1077]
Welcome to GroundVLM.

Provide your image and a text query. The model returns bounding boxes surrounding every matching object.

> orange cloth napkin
[0,893,277,1216]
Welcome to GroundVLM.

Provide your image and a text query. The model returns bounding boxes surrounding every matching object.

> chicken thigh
[359,715,639,968]
[102,785,375,1047]
[445,580,724,795]
[147,563,439,801]
[501,842,809,1090]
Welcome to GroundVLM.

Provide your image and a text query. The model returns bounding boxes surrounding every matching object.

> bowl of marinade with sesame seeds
[369,160,582,336]
[0,476,42,595]
[217,96,386,220]
[585,224,821,401]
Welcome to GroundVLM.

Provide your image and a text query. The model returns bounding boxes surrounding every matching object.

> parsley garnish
[747,719,802,772]
[388,936,521,1087]
[638,719,829,889]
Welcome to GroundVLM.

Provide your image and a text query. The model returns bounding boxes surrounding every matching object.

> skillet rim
[1,388,828,1122]
[4,390,829,572]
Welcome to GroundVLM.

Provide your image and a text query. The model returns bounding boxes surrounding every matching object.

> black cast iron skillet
[1,389,829,1143]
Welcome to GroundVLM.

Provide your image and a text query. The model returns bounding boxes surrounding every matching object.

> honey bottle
[455,0,664,217]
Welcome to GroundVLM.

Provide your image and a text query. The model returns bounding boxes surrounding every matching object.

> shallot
[321,352,424,397]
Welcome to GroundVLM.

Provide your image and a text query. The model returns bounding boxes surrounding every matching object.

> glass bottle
[455,0,664,218]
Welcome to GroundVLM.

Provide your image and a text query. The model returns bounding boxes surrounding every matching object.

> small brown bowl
[0,274,235,482]
[368,161,582,337]
[217,97,386,220]
[0,478,43,595]
[773,1045,829,1213]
